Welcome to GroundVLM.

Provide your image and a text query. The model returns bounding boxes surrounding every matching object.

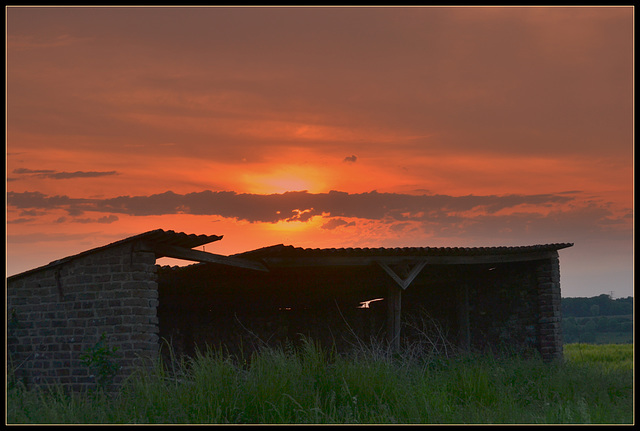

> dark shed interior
[157,263,391,359]
[157,255,546,360]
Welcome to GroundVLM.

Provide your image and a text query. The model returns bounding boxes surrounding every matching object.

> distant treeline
[561,295,633,344]
[562,294,633,318]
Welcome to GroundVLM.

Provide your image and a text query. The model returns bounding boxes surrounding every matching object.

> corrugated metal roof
[121,229,223,249]
[8,228,573,281]
[8,229,223,280]
[236,243,574,259]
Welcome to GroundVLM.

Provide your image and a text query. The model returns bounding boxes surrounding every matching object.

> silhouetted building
[7,229,571,391]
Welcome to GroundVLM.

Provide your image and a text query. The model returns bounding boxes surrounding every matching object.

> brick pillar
[115,246,159,387]
[536,253,563,362]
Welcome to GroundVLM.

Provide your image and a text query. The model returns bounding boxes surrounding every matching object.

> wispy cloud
[47,171,118,179]
[72,215,119,224]
[8,33,91,51]
[12,168,118,180]
[7,218,36,224]
[13,168,56,174]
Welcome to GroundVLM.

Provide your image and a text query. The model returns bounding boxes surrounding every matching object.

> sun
[242,165,326,194]
[263,174,313,194]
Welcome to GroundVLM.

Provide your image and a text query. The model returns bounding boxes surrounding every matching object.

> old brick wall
[7,242,159,392]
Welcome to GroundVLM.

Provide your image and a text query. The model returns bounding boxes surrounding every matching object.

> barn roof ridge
[8,228,574,281]
[236,242,574,258]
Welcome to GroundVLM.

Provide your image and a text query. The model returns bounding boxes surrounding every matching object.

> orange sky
[6,6,634,297]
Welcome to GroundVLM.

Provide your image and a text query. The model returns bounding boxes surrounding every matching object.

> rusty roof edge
[7,229,224,281]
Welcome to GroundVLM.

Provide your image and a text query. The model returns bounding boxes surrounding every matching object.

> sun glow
[242,164,327,194]
[262,175,313,194]
[264,213,324,233]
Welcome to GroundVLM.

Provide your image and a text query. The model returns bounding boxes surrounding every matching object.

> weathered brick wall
[536,253,563,361]
[7,242,159,392]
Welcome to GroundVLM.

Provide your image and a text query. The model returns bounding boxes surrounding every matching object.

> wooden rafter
[376,260,428,290]
[136,242,269,271]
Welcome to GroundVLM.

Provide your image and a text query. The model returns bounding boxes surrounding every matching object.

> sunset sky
[6,6,634,298]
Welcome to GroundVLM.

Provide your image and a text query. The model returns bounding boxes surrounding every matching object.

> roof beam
[259,250,560,268]
[137,242,269,271]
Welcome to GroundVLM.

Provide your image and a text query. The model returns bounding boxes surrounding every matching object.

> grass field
[6,341,634,424]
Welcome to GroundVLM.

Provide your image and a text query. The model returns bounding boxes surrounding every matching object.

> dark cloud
[9,188,630,249]
[321,218,356,230]
[390,222,412,233]
[343,155,357,163]
[9,188,630,243]
[48,171,117,179]
[19,209,46,217]
[12,168,118,180]
[13,168,56,174]
[72,215,119,224]
[7,217,35,224]
[7,189,575,224]
[7,191,87,209]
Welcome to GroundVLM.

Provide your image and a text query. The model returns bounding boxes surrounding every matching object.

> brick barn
[6,229,572,391]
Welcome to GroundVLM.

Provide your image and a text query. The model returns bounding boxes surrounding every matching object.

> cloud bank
[7,189,576,222]
[7,189,631,254]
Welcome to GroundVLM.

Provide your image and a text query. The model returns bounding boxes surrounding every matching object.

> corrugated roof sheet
[237,243,574,259]
[121,229,223,249]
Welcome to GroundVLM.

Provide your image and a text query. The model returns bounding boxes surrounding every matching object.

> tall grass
[7,340,634,424]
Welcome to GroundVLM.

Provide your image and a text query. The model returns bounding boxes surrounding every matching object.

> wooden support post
[387,284,402,351]
[457,283,470,352]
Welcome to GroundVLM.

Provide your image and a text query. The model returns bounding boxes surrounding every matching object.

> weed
[79,333,121,391]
